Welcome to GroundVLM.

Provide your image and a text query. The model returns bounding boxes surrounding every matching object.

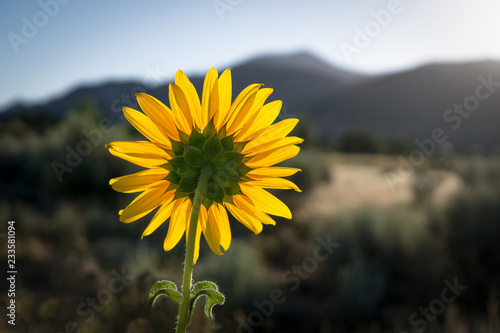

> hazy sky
[1,0,499,109]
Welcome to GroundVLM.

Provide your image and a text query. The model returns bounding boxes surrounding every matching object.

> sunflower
[107,68,302,263]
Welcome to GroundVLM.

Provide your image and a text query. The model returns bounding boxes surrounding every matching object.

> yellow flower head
[107,68,302,263]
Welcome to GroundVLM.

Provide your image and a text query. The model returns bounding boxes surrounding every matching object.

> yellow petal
[214,69,232,130]
[169,83,193,134]
[240,184,292,219]
[123,107,172,149]
[106,141,169,167]
[246,178,301,192]
[237,100,282,142]
[120,185,170,223]
[201,68,218,128]
[203,206,222,255]
[164,198,190,251]
[142,194,175,238]
[107,146,166,168]
[110,168,169,193]
[233,195,276,226]
[209,204,231,251]
[223,84,262,131]
[192,223,202,264]
[245,145,300,168]
[136,93,180,141]
[199,204,208,230]
[106,141,169,157]
[242,136,304,156]
[244,118,299,151]
[175,70,202,129]
[246,167,302,179]
[227,87,272,136]
[171,198,204,263]
[225,203,263,234]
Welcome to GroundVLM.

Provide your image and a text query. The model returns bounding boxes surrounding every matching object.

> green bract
[163,121,249,208]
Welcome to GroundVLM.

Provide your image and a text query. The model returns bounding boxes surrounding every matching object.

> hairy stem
[176,166,211,333]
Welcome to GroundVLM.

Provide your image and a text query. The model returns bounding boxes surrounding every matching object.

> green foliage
[338,129,413,155]
[2,101,499,332]
[149,278,224,324]
[430,158,500,309]
[190,281,225,320]
[149,280,181,307]
[0,98,136,203]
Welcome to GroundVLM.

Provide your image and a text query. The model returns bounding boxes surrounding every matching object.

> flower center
[162,121,250,208]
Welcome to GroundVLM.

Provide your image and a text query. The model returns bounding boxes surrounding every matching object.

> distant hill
[309,61,500,152]
[231,52,370,110]
[1,52,499,152]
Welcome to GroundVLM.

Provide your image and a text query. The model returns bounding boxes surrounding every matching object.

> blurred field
[296,153,462,219]
[1,104,499,332]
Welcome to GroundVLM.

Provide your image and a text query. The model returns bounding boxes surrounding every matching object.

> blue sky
[1,0,500,109]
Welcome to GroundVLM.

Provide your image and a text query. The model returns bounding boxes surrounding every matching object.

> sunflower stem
[176,166,211,333]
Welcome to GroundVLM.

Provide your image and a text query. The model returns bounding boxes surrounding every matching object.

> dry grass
[296,153,462,220]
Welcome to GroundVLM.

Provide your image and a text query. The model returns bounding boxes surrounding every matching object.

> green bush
[337,129,412,155]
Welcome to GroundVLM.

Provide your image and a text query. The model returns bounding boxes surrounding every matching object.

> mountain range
[2,52,499,152]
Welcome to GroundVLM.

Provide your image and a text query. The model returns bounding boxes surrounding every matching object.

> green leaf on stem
[149,280,181,307]
[189,280,225,320]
